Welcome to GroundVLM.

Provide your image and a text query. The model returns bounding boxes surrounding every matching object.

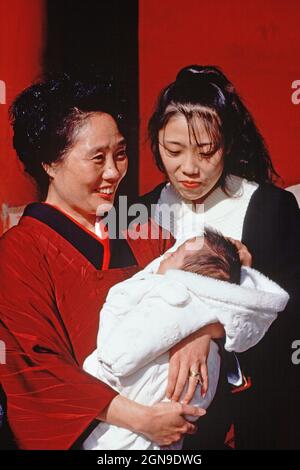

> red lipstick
[180,181,201,189]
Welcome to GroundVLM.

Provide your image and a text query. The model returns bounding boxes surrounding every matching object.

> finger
[200,362,208,397]
[241,250,252,267]
[171,365,189,402]
[226,237,240,248]
[238,248,250,264]
[183,422,197,435]
[166,358,180,399]
[185,424,197,435]
[228,238,252,266]
[181,375,198,404]
[172,433,182,445]
[228,237,246,254]
[233,239,244,250]
[161,433,182,447]
[181,404,206,418]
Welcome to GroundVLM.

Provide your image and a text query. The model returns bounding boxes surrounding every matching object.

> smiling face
[158,113,225,203]
[45,112,128,227]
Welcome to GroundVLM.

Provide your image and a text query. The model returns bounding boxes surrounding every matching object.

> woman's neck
[45,194,96,233]
[180,182,221,209]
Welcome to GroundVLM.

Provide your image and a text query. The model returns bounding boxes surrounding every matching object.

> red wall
[0,0,45,232]
[1,0,300,223]
[139,0,300,194]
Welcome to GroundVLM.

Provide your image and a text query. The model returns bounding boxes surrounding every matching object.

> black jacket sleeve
[241,184,300,378]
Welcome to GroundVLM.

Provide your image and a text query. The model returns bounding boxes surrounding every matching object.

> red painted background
[1,0,300,235]
[0,0,45,232]
[139,0,300,194]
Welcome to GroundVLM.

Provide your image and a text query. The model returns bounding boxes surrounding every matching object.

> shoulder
[245,183,299,231]
[0,211,54,270]
[249,183,299,209]
[243,183,300,244]
[0,216,39,253]
[0,217,53,294]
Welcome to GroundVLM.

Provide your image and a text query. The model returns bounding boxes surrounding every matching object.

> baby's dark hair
[181,228,241,284]
[10,73,128,199]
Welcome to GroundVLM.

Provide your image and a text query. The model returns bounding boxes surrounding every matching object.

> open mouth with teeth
[94,187,114,195]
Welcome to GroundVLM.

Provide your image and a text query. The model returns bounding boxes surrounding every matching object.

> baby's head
[158,228,241,284]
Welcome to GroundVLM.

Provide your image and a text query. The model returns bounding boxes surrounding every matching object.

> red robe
[0,203,173,449]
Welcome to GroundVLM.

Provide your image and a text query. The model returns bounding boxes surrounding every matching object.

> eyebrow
[89,138,127,155]
[163,140,212,147]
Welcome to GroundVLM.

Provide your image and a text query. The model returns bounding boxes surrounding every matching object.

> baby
[157,228,241,282]
[83,228,289,450]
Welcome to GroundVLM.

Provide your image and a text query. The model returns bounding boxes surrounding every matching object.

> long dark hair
[148,65,279,190]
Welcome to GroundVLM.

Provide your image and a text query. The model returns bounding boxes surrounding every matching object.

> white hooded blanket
[83,262,289,450]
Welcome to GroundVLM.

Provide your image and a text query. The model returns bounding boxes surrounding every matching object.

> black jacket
[138,182,300,449]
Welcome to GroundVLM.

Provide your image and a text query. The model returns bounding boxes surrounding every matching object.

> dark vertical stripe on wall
[43,0,139,202]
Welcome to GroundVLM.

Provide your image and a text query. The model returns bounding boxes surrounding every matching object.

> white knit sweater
[154,175,259,241]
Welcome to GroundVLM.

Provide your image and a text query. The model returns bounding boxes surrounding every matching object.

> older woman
[139,65,300,449]
[0,75,206,450]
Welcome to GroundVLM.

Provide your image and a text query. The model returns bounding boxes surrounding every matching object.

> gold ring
[189,370,201,378]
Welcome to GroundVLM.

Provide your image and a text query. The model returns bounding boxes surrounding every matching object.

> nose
[181,153,200,176]
[102,157,120,182]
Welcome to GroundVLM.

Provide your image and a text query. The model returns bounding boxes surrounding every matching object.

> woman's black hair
[10,73,128,199]
[148,65,279,190]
